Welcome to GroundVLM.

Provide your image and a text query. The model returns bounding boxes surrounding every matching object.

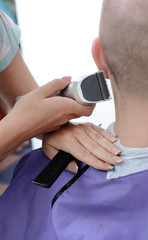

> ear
[91,37,109,79]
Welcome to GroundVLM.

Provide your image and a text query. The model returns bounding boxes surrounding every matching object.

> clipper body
[55,71,111,105]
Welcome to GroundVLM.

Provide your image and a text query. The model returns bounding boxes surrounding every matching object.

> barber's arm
[0,49,38,107]
[43,122,122,172]
[0,50,94,162]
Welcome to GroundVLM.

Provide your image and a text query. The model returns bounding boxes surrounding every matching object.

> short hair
[99,0,148,98]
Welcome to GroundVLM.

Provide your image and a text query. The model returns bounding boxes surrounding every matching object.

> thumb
[38,76,71,98]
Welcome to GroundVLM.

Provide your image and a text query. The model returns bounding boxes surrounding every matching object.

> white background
[16,0,115,148]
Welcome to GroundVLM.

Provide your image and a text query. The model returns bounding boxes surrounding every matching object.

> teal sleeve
[0,9,21,72]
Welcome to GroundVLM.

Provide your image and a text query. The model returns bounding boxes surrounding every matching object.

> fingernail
[117,159,123,163]
[115,150,121,155]
[111,138,118,143]
[104,163,114,170]
[63,76,71,83]
[108,165,114,169]
[113,156,123,163]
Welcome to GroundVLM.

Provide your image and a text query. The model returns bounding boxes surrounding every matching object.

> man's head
[92,0,148,101]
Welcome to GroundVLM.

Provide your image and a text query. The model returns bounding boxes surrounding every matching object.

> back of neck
[114,100,148,148]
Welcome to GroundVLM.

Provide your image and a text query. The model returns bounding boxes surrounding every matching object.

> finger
[80,138,122,166]
[37,76,72,98]
[43,128,114,170]
[62,100,95,118]
[61,137,114,170]
[22,140,31,148]
[14,145,24,153]
[75,129,122,166]
[43,136,78,173]
[71,103,95,117]
[91,124,118,143]
[42,143,58,160]
[65,160,78,173]
[44,96,95,119]
[85,124,121,155]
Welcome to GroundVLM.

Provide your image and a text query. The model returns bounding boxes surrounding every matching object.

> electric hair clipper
[54,71,110,104]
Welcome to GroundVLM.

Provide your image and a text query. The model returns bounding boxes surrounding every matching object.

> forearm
[0,49,39,108]
[0,113,26,161]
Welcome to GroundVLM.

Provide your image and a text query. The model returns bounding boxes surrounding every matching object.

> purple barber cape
[0,148,148,240]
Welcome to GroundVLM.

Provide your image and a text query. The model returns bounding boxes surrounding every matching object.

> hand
[0,48,95,161]
[8,77,94,142]
[42,122,122,172]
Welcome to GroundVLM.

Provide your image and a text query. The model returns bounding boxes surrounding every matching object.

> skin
[0,49,94,161]
[0,96,31,153]
[43,123,122,172]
